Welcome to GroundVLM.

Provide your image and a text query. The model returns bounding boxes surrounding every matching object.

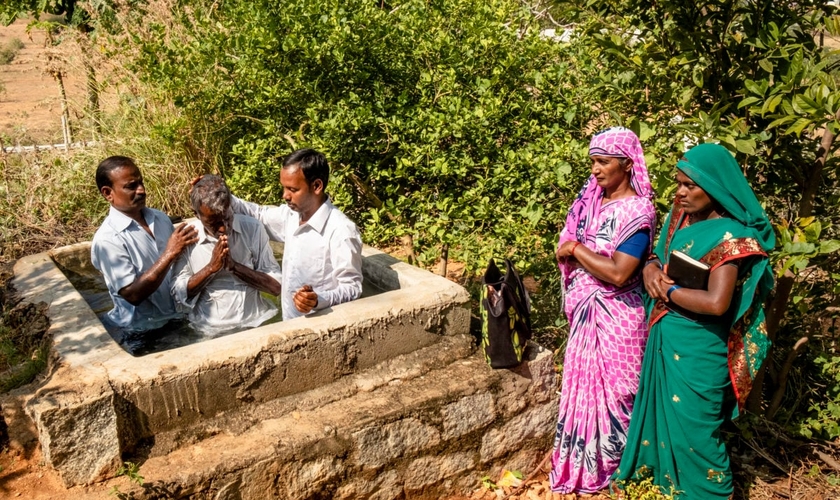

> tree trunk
[84,60,101,136]
[438,243,449,277]
[752,114,839,415]
[55,70,72,145]
[798,111,839,218]
[747,270,795,413]
[765,336,809,420]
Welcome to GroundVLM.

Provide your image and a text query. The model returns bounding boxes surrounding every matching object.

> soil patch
[0,17,93,146]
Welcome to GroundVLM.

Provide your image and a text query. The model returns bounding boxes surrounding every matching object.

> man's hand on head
[164,224,198,258]
[293,285,318,314]
[188,175,205,195]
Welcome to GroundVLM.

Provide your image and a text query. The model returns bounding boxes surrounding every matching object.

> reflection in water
[57,258,383,357]
[108,319,203,357]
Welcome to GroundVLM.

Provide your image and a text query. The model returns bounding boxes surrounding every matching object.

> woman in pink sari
[550,127,656,494]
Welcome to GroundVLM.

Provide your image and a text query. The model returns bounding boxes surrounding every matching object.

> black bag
[479,258,532,368]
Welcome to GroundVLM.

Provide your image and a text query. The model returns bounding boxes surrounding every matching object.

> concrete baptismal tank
[7,240,557,499]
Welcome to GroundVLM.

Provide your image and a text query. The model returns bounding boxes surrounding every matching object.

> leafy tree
[115,0,609,279]
[93,0,840,431]
[549,0,840,422]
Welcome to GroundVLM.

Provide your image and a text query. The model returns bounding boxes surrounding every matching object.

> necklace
[689,210,725,225]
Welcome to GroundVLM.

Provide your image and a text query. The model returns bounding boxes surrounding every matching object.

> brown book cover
[668,250,711,290]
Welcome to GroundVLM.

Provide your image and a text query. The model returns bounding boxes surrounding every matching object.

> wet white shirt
[91,207,181,332]
[171,214,283,335]
[230,196,363,320]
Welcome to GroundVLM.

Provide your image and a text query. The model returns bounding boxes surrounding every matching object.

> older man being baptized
[172,175,282,335]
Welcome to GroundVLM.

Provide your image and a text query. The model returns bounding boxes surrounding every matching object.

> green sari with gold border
[613,144,775,499]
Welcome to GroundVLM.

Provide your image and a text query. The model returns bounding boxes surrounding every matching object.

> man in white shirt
[171,175,283,334]
[230,149,363,320]
[91,156,198,333]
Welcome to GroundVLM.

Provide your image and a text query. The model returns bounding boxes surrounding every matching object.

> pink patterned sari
[550,127,656,493]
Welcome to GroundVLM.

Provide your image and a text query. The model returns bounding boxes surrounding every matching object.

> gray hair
[190,175,231,214]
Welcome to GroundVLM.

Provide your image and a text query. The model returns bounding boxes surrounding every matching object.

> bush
[0,37,24,65]
[111,0,616,278]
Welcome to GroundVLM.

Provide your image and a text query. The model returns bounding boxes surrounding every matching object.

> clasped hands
[555,240,583,271]
[207,237,317,313]
[207,235,234,273]
[643,261,675,302]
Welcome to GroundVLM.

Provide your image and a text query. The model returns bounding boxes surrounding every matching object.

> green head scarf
[676,143,775,251]
[674,142,776,414]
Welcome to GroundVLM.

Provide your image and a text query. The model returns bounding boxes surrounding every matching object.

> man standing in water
[91,156,198,332]
[229,149,363,320]
[171,175,282,334]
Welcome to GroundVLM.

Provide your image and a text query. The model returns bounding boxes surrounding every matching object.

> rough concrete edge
[13,243,473,490]
[103,344,558,500]
[13,251,120,369]
[13,250,128,487]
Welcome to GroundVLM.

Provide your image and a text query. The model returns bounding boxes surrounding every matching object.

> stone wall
[119,344,558,500]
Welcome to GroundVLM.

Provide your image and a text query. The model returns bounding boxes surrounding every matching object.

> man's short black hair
[96,156,137,191]
[282,149,329,187]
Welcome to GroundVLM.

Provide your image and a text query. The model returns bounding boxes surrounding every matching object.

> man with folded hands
[172,175,282,334]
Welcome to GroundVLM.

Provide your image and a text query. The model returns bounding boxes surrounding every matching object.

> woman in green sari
[613,143,775,499]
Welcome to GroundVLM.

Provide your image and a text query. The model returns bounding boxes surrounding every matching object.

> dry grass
[0,127,205,264]
[0,149,103,261]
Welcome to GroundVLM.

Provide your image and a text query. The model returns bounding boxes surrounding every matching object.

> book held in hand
[667,250,710,290]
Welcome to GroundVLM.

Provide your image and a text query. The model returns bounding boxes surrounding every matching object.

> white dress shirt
[91,207,181,332]
[230,196,363,320]
[171,214,283,335]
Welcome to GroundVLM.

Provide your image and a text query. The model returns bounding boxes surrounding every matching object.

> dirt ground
[0,17,91,146]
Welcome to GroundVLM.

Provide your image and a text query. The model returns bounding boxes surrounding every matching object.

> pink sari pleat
[550,196,653,494]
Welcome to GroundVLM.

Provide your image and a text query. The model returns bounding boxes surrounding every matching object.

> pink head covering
[558,127,654,276]
[587,126,653,198]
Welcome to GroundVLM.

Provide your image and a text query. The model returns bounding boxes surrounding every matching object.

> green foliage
[480,475,497,490]
[0,0,89,27]
[552,0,840,438]
[85,0,840,431]
[775,217,840,279]
[0,98,204,262]
[115,461,144,485]
[614,472,677,499]
[116,0,609,278]
[796,354,840,439]
[109,461,145,498]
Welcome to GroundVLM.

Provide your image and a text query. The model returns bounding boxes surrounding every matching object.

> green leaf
[792,94,819,114]
[738,96,761,109]
[785,242,816,254]
[803,221,822,242]
[761,94,783,115]
[758,58,774,73]
[735,139,756,155]
[766,115,796,129]
[744,79,765,96]
[692,66,704,88]
[820,240,840,254]
[638,121,656,141]
[784,117,812,136]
